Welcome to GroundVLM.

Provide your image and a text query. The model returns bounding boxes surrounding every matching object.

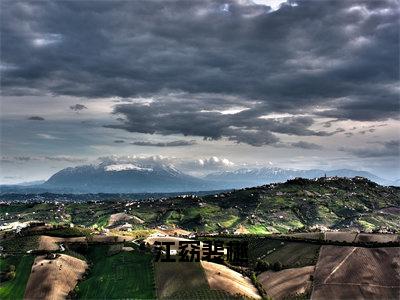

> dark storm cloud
[113,140,125,143]
[28,116,45,121]
[70,104,88,112]
[131,140,197,147]
[1,0,399,144]
[105,95,336,146]
[339,140,400,158]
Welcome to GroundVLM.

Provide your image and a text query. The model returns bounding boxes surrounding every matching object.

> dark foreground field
[0,225,398,300]
[76,246,155,299]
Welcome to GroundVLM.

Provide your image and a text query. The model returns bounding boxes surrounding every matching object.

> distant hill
[205,167,397,187]
[1,162,398,194]
[2,177,399,233]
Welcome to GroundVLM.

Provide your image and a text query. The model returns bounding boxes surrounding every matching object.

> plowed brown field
[258,266,314,300]
[201,261,261,299]
[24,254,87,300]
[311,245,400,300]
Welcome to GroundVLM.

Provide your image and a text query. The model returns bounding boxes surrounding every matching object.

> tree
[273,261,282,271]
[139,241,147,251]
[256,260,270,272]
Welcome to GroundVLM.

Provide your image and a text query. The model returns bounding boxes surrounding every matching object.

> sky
[0,0,399,184]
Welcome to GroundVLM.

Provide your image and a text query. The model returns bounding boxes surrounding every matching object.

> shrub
[272,261,282,271]
[255,260,270,272]
[5,271,16,280]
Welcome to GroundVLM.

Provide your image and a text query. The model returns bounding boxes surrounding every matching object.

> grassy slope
[76,246,155,299]
[0,255,34,300]
[248,238,285,262]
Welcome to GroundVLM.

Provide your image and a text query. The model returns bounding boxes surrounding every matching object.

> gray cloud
[70,104,88,112]
[113,140,125,143]
[340,140,400,158]
[359,128,376,135]
[1,156,87,163]
[1,0,398,145]
[131,140,196,147]
[344,132,354,138]
[290,141,323,150]
[28,116,45,121]
[44,156,87,163]
[105,93,337,146]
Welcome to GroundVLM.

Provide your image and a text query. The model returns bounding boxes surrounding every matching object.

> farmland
[261,242,320,268]
[24,254,87,300]
[0,226,398,300]
[1,235,39,253]
[247,237,320,268]
[76,246,155,299]
[201,261,261,299]
[0,255,34,300]
[154,260,259,299]
[155,261,209,299]
[258,266,315,300]
[312,245,400,299]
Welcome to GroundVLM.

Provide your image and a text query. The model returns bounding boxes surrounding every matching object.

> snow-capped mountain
[104,164,154,172]
[42,161,215,193]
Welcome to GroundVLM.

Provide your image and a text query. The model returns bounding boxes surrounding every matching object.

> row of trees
[255,259,283,272]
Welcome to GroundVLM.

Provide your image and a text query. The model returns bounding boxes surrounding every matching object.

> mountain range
[1,161,398,194]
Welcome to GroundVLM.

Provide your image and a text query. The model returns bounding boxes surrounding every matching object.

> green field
[155,261,209,299]
[246,224,271,234]
[1,236,39,253]
[248,238,285,262]
[0,255,34,300]
[94,214,109,228]
[76,246,155,299]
